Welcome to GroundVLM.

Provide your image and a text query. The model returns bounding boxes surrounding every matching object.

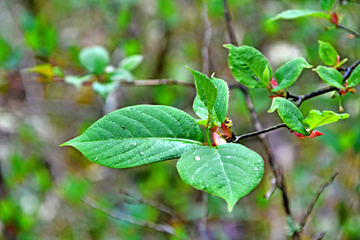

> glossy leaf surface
[225,44,272,88]
[315,66,344,89]
[193,77,229,126]
[347,64,360,88]
[319,41,338,66]
[268,97,308,135]
[269,10,330,22]
[177,144,264,212]
[304,110,349,132]
[320,0,335,11]
[272,58,312,92]
[188,67,217,110]
[62,105,204,168]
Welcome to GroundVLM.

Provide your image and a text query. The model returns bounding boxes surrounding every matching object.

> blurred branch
[313,232,326,240]
[337,24,360,38]
[82,197,178,237]
[222,0,293,221]
[298,171,339,231]
[201,4,212,76]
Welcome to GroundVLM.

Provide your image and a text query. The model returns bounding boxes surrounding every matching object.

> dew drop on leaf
[254,167,258,170]
[139,151,144,155]
[94,148,98,151]
[227,156,231,158]
[133,143,136,146]
[194,156,201,161]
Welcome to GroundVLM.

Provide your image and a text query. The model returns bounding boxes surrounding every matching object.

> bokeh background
[0,0,359,239]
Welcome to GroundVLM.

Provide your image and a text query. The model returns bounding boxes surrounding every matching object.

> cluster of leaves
[27,46,143,100]
[62,37,360,211]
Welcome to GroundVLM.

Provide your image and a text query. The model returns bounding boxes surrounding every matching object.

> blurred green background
[0,0,359,239]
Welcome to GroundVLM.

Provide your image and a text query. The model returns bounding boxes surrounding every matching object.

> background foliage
[0,0,359,239]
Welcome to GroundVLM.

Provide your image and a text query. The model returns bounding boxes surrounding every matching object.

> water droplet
[133,143,136,146]
[194,156,201,161]
[254,167,258,170]
[94,148,98,151]
[139,151,144,155]
[131,108,135,110]
[227,156,231,158]
[94,157,98,161]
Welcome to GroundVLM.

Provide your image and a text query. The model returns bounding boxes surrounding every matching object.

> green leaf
[225,44,272,88]
[177,144,264,212]
[79,46,110,75]
[61,105,204,168]
[119,55,144,71]
[303,110,349,132]
[64,75,93,89]
[319,41,339,66]
[192,77,229,125]
[269,10,331,22]
[268,97,308,135]
[347,64,360,88]
[92,81,118,101]
[272,58,312,92]
[188,67,217,110]
[315,66,344,89]
[109,68,134,82]
[320,0,335,12]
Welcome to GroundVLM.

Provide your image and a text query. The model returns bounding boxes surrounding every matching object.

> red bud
[331,12,338,26]
[270,78,278,89]
[294,130,324,139]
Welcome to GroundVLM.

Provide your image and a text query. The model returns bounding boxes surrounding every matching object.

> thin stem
[299,171,339,230]
[82,197,178,237]
[337,24,360,38]
[222,0,238,46]
[205,128,212,147]
[234,123,288,142]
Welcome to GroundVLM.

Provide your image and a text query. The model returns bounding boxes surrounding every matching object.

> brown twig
[82,197,178,237]
[222,0,293,220]
[235,123,288,142]
[298,171,339,231]
[337,24,360,38]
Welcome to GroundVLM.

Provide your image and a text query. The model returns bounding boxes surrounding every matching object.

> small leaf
[319,41,339,66]
[320,0,335,12]
[225,44,272,88]
[92,81,118,100]
[109,68,134,82]
[347,64,360,88]
[269,10,331,22]
[64,75,93,89]
[188,67,217,110]
[119,55,144,71]
[315,66,344,89]
[268,97,308,135]
[177,144,264,212]
[272,58,312,92]
[192,77,229,126]
[61,105,204,168]
[303,110,349,132]
[79,46,110,75]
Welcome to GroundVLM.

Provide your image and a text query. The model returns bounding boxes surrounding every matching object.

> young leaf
[79,46,110,75]
[92,81,118,101]
[64,75,93,89]
[320,0,335,12]
[225,44,272,88]
[188,67,217,110]
[193,77,229,126]
[347,64,360,88]
[177,144,264,212]
[303,110,349,132]
[268,97,308,135]
[318,41,339,66]
[119,55,144,71]
[315,66,344,89]
[269,10,331,22]
[109,68,134,82]
[272,58,312,92]
[61,105,205,168]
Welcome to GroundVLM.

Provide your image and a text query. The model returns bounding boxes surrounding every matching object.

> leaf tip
[223,44,233,49]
